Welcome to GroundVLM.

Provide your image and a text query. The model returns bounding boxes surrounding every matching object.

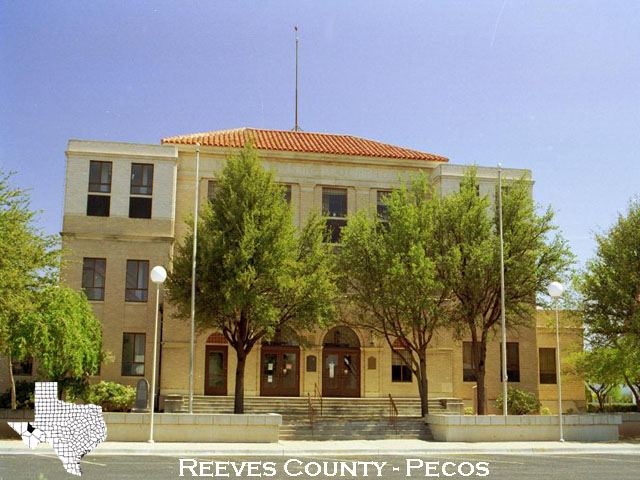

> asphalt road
[1,454,639,480]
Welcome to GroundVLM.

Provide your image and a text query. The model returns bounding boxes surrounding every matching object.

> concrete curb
[1,440,639,457]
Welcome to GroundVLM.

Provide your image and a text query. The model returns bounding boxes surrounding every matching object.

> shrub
[464,407,474,415]
[541,406,551,415]
[82,381,135,412]
[495,388,541,415]
[0,381,36,409]
[587,402,639,413]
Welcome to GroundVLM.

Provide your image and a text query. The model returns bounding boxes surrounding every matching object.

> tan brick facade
[0,135,584,415]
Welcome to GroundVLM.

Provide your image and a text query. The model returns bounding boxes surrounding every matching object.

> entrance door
[260,347,300,396]
[204,345,227,395]
[322,348,360,397]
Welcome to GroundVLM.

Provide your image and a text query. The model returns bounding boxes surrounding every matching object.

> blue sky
[1,1,638,266]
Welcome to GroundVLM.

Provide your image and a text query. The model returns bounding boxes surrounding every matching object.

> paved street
[1,454,639,480]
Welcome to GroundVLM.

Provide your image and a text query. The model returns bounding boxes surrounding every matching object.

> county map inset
[8,382,107,476]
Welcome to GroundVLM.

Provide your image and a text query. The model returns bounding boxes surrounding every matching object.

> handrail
[388,393,398,435]
[313,382,323,416]
[307,392,315,435]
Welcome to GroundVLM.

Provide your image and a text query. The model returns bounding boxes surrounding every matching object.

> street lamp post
[148,265,167,443]
[497,164,508,417]
[548,281,565,442]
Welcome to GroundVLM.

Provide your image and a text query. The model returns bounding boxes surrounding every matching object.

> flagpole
[189,143,200,414]
[498,163,508,416]
[294,26,300,132]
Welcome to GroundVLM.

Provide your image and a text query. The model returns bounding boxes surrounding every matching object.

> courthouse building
[2,128,584,413]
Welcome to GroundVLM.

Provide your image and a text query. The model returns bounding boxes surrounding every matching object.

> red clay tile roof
[161,128,448,162]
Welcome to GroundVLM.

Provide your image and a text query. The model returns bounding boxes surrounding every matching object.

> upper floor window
[322,187,347,243]
[125,260,149,302]
[82,258,106,301]
[12,356,33,376]
[131,164,154,195]
[500,342,520,383]
[88,161,112,193]
[463,341,477,382]
[207,180,219,202]
[391,350,412,383]
[86,195,110,217]
[281,184,292,205]
[461,183,480,196]
[539,348,557,384]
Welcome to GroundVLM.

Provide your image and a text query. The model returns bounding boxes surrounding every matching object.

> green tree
[439,168,572,414]
[0,170,58,408]
[565,348,622,411]
[166,144,337,413]
[28,286,103,398]
[339,174,448,416]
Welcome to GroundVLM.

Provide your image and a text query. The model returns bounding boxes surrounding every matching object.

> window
[130,164,154,195]
[122,333,145,376]
[377,190,391,220]
[129,197,152,219]
[86,194,110,217]
[281,184,292,204]
[125,260,149,302]
[392,350,412,382]
[322,187,348,243]
[539,348,557,384]
[496,186,510,203]
[207,180,219,202]
[463,342,477,382]
[500,342,520,383]
[12,357,33,376]
[460,183,480,196]
[89,161,112,193]
[82,258,106,301]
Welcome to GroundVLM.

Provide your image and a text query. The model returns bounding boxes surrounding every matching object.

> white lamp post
[548,281,564,442]
[148,265,167,443]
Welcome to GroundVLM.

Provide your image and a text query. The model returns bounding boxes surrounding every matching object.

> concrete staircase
[170,396,459,441]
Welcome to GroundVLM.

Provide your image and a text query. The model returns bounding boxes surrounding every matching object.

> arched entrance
[322,326,361,397]
[260,331,300,397]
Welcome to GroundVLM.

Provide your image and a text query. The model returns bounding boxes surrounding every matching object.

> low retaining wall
[103,413,281,442]
[0,410,281,443]
[619,412,640,439]
[426,414,621,442]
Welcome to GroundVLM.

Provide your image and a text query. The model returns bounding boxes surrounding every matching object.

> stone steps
[279,418,433,441]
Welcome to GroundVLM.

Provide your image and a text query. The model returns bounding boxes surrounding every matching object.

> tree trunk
[7,355,16,410]
[234,353,246,414]
[473,340,488,415]
[596,391,606,411]
[417,354,429,416]
[623,375,640,412]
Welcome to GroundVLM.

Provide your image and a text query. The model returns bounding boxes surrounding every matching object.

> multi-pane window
[89,161,112,193]
[87,160,112,217]
[82,258,106,301]
[463,341,477,382]
[125,260,149,302]
[207,180,219,202]
[539,348,557,384]
[129,164,153,218]
[322,187,348,243]
[12,357,33,376]
[500,342,520,383]
[377,190,391,220]
[391,350,412,383]
[121,333,145,376]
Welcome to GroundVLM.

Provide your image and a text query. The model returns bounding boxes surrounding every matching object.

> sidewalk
[1,439,639,456]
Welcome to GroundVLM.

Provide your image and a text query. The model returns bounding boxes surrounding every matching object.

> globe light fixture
[548,281,565,442]
[149,265,167,443]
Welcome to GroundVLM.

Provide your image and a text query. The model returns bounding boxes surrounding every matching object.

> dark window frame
[539,348,557,384]
[82,257,106,301]
[121,332,146,376]
[86,194,110,217]
[125,260,149,302]
[376,190,391,220]
[88,161,112,193]
[500,342,521,383]
[391,349,413,383]
[322,187,348,244]
[207,180,219,202]
[281,184,292,205]
[12,357,33,376]
[130,163,154,195]
[128,197,152,219]
[463,341,477,382]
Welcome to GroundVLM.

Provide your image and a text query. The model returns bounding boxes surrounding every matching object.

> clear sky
[1,1,638,266]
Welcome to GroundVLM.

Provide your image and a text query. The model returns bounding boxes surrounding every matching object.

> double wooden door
[260,346,300,396]
[322,348,360,397]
